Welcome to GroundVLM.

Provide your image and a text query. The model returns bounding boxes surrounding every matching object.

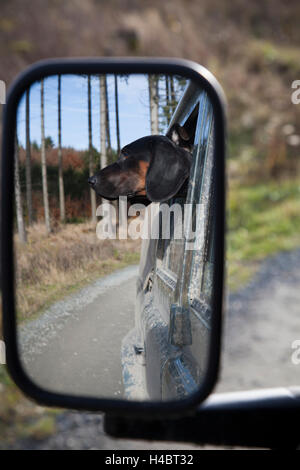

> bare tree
[100,74,108,169]
[14,134,27,243]
[148,75,159,135]
[170,75,176,114]
[165,75,170,104]
[165,75,172,126]
[105,76,111,155]
[88,75,97,223]
[25,88,33,225]
[114,74,120,154]
[159,75,188,132]
[40,79,51,234]
[58,75,65,222]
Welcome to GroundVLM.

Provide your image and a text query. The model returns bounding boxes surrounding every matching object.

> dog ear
[166,123,190,148]
[145,137,191,203]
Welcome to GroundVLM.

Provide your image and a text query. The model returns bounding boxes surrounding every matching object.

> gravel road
[6,249,300,449]
[19,265,139,399]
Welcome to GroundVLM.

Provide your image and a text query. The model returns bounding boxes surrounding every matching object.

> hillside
[0,0,300,179]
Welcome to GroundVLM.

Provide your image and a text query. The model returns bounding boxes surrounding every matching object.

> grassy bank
[14,222,140,323]
[227,178,300,291]
[0,364,58,446]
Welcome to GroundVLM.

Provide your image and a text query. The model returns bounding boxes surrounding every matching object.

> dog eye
[121,151,129,159]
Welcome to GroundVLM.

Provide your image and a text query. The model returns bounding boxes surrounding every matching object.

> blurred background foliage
[0,0,300,446]
[1,0,300,188]
[1,0,300,214]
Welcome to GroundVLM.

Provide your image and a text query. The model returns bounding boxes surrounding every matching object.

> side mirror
[1,58,226,416]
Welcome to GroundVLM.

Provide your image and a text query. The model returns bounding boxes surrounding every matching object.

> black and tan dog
[88,124,192,203]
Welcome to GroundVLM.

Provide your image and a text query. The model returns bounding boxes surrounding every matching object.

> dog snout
[88,175,97,187]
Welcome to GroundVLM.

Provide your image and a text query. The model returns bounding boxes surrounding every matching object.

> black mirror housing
[1,57,226,417]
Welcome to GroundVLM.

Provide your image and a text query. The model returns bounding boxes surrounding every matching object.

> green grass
[227,179,300,290]
[0,365,59,445]
[249,39,300,76]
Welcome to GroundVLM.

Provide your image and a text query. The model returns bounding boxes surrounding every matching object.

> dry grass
[14,222,140,322]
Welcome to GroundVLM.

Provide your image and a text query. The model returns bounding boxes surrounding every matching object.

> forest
[14,73,186,239]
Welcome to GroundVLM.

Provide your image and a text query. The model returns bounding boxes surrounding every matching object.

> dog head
[88,123,192,203]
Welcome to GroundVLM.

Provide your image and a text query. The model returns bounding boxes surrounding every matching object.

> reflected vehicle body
[122,82,216,401]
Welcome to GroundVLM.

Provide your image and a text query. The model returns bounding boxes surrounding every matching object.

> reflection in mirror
[14,72,217,402]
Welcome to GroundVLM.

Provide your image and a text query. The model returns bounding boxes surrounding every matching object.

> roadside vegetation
[15,223,140,322]
[227,176,300,291]
[0,364,58,446]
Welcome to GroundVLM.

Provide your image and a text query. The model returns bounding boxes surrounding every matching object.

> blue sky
[17,74,176,152]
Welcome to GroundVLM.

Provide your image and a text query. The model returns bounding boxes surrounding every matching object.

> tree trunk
[148,75,159,135]
[14,134,27,243]
[100,75,108,169]
[40,79,51,234]
[25,88,33,225]
[170,75,176,114]
[114,74,120,154]
[105,76,111,155]
[58,75,65,223]
[165,75,170,105]
[165,75,171,125]
[88,76,97,223]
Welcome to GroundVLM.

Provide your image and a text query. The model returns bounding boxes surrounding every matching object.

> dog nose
[88,176,96,187]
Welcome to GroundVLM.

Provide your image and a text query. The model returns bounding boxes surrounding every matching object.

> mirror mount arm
[104,387,300,449]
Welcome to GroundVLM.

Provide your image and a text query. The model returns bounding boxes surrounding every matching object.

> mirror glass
[14,72,217,402]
